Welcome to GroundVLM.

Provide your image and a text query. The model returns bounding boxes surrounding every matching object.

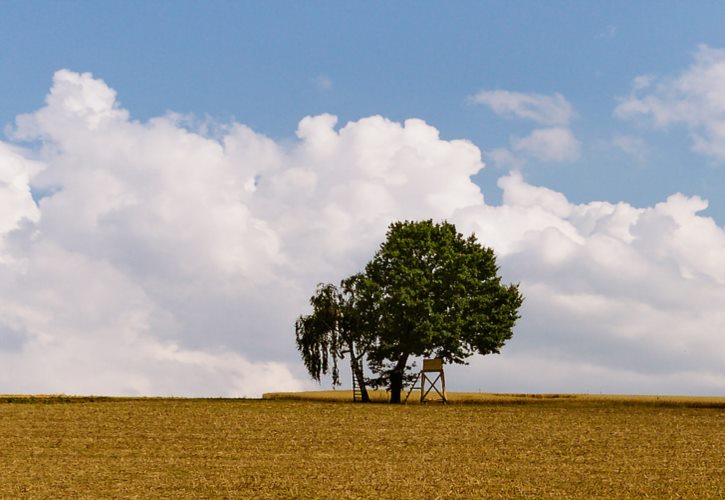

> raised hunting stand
[404,358,447,403]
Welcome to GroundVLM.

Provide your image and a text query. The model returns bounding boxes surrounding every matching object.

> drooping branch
[295,282,372,401]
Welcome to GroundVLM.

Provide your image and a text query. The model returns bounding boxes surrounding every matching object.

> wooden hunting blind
[404,358,447,403]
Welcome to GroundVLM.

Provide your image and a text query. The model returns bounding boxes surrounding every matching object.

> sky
[0,2,724,397]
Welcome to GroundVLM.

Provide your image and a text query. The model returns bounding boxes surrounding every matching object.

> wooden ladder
[352,369,363,402]
[403,372,421,403]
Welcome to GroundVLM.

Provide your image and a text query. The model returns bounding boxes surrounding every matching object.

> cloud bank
[1,70,723,396]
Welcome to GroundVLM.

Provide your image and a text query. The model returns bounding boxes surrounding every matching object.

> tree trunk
[388,354,409,404]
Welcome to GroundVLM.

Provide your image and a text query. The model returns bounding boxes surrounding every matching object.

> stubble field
[1,393,723,498]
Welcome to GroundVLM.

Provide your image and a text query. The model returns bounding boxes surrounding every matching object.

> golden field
[1,393,723,498]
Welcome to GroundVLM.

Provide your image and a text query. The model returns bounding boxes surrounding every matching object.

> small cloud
[312,74,333,91]
[470,90,574,126]
[596,25,617,39]
[512,127,581,163]
[631,74,654,91]
[612,134,648,162]
[485,127,581,169]
[485,147,523,169]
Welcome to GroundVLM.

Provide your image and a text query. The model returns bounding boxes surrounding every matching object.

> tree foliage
[359,220,523,402]
[295,220,523,403]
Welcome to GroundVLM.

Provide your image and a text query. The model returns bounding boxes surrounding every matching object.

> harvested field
[264,389,725,407]
[1,394,724,498]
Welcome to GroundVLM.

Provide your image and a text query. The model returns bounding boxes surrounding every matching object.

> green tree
[358,220,523,403]
[295,278,372,402]
[295,219,523,404]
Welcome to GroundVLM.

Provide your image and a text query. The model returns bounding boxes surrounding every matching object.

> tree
[357,220,523,403]
[295,278,373,402]
[295,219,523,404]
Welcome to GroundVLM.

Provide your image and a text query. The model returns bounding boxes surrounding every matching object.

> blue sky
[1,3,724,396]
[3,2,725,220]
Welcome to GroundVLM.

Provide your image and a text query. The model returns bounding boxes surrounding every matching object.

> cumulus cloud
[0,70,484,396]
[0,143,41,256]
[471,90,574,126]
[615,45,725,161]
[453,174,725,395]
[1,70,723,396]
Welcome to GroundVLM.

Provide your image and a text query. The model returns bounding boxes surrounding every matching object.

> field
[1,393,724,498]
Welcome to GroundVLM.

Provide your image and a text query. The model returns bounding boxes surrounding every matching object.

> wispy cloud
[615,45,725,162]
[612,134,648,162]
[596,24,617,40]
[472,90,579,166]
[471,90,574,126]
[312,74,333,91]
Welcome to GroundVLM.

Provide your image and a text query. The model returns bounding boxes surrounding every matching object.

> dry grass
[1,394,724,498]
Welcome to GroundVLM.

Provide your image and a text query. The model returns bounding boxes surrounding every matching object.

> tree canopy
[295,220,523,403]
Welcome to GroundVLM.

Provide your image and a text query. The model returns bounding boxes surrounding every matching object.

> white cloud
[615,45,725,161]
[0,70,484,396]
[512,127,581,162]
[454,173,725,394]
[0,143,41,254]
[471,90,574,126]
[0,70,723,397]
